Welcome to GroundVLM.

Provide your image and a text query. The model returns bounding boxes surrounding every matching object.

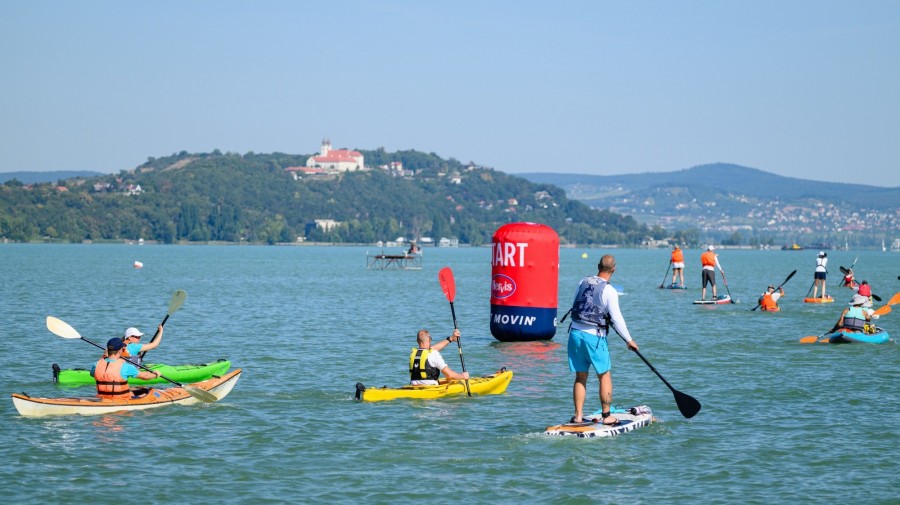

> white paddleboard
[692,295,731,305]
[544,405,653,438]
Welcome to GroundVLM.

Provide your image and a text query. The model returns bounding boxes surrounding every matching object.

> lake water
[1,244,898,503]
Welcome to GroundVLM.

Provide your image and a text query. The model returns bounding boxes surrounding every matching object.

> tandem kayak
[803,296,834,303]
[11,369,242,417]
[693,295,731,305]
[544,405,654,438]
[825,327,891,344]
[52,359,231,386]
[355,368,513,402]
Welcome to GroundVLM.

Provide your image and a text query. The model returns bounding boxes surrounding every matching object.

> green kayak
[52,359,231,386]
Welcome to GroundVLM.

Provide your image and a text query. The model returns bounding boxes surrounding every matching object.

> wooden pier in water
[366,251,423,270]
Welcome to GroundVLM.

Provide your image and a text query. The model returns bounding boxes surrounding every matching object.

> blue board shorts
[568,328,611,374]
[815,271,826,280]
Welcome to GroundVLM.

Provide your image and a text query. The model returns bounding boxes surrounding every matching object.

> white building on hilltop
[306,139,364,172]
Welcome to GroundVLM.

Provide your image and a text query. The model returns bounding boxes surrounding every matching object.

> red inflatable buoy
[489,222,559,342]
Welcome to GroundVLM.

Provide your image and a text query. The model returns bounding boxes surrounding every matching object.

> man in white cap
[830,294,871,333]
[700,245,724,301]
[122,325,164,366]
[813,251,828,299]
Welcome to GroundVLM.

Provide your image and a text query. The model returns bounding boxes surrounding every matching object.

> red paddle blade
[438,267,456,302]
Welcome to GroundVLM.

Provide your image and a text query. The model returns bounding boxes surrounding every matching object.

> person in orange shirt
[700,245,724,301]
[670,244,685,287]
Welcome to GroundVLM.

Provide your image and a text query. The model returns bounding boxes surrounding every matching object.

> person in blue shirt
[122,325,164,366]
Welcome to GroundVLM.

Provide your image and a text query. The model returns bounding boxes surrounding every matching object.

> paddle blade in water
[438,267,456,303]
[799,336,820,344]
[674,389,701,418]
[46,316,82,339]
[183,384,218,403]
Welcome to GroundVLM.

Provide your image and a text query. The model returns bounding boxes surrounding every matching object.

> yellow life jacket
[409,348,440,382]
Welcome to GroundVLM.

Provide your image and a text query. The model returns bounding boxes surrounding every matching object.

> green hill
[0,150,657,245]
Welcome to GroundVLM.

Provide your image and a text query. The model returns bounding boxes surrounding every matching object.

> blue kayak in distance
[825,327,891,344]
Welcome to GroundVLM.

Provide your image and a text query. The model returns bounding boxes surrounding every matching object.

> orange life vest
[761,292,778,311]
[701,251,716,267]
[94,357,131,398]
[671,248,684,263]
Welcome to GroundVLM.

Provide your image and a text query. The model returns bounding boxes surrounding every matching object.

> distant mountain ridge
[517,163,898,246]
[518,164,898,209]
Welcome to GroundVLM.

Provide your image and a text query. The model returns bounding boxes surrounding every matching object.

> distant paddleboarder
[700,245,724,301]
[670,244,685,287]
[812,251,828,299]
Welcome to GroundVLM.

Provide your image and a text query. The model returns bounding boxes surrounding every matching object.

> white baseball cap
[124,327,144,339]
[707,245,715,251]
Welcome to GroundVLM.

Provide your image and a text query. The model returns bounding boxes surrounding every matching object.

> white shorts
[672,262,684,269]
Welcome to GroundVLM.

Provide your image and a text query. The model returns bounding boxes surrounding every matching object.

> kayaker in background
[829,294,871,333]
[812,251,828,299]
[670,244,685,287]
[409,329,469,385]
[91,338,160,398]
[700,245,724,301]
[122,325,164,367]
[567,254,639,426]
[857,280,872,302]
[841,267,856,288]
[759,285,784,311]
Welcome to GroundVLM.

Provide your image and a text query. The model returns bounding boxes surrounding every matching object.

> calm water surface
[1,244,898,503]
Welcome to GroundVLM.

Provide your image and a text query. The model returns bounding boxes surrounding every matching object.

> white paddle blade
[184,384,218,403]
[168,289,187,314]
[46,316,82,339]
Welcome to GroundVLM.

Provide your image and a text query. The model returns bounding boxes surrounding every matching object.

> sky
[1,1,898,187]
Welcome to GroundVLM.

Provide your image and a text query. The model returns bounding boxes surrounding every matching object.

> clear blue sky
[2,1,898,187]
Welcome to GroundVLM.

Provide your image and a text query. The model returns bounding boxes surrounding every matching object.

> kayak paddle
[658,261,672,289]
[46,316,217,403]
[800,333,829,344]
[438,267,471,397]
[751,270,796,311]
[139,289,187,361]
[872,292,900,316]
[613,331,701,418]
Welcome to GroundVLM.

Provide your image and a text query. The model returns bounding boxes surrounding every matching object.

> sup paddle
[658,261,672,289]
[613,332,700,418]
[46,316,217,403]
[752,270,796,311]
[721,272,736,303]
[438,267,470,397]
[139,289,186,361]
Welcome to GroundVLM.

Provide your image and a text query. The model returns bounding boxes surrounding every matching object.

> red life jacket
[858,284,871,297]
[94,357,131,398]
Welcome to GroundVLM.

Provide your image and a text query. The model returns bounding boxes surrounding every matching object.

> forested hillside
[0,150,659,245]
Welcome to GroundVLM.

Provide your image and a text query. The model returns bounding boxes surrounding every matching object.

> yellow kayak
[355,369,513,402]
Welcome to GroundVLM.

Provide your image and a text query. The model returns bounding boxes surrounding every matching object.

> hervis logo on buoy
[491,274,516,299]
